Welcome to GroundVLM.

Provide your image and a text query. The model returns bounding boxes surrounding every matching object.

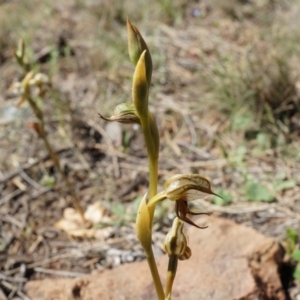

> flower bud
[127,19,152,85]
[30,73,50,87]
[16,71,35,107]
[164,217,189,258]
[22,71,35,90]
[15,39,25,62]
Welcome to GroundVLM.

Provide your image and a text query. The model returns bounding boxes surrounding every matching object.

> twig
[0,274,27,283]
[57,127,91,172]
[183,114,197,146]
[31,187,53,200]
[0,148,70,185]
[33,267,87,278]
[117,175,146,198]
[94,143,145,162]
[176,140,211,159]
[41,235,51,260]
[196,198,300,221]
[0,287,8,300]
[0,190,23,206]
[174,158,227,169]
[19,169,44,190]
[0,281,30,300]
[2,215,23,228]
[18,264,27,294]
[4,237,132,276]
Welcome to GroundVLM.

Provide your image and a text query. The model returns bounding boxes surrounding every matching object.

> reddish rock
[25,216,286,300]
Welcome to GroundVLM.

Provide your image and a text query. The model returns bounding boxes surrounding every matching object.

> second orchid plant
[100,20,218,300]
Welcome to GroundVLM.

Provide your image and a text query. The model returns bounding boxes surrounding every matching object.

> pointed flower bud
[15,39,30,71]
[99,103,141,124]
[164,217,190,258]
[22,70,35,92]
[127,19,152,85]
[15,39,25,63]
[132,50,148,119]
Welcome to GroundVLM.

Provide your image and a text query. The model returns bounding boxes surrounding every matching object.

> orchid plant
[14,40,86,224]
[100,20,218,300]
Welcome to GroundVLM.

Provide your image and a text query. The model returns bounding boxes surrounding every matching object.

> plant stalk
[165,255,178,300]
[145,247,165,300]
[27,97,86,223]
[140,107,164,299]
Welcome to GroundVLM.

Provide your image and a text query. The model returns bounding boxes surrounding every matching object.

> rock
[25,216,286,300]
[105,122,122,148]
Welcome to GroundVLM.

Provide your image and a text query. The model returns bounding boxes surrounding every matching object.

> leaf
[40,175,55,187]
[274,179,296,192]
[111,203,126,217]
[232,111,254,131]
[256,132,271,151]
[292,249,300,262]
[286,228,298,245]
[293,264,300,281]
[245,182,274,202]
[231,145,247,164]
[213,189,232,206]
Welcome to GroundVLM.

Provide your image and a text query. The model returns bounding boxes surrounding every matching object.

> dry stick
[0,190,23,206]
[27,97,85,223]
[0,287,7,300]
[0,281,30,300]
[34,267,87,278]
[0,274,27,283]
[0,148,70,185]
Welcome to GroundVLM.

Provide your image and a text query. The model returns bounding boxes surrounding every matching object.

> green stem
[165,255,178,300]
[145,247,165,300]
[139,109,164,299]
[141,111,159,222]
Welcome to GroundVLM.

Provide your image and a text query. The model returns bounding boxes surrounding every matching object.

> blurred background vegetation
[1,0,300,292]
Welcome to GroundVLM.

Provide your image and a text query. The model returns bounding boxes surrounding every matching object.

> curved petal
[165,174,218,201]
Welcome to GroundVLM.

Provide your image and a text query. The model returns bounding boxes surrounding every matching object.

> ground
[0,0,300,299]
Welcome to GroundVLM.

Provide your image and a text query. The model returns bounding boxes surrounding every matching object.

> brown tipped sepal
[165,174,219,201]
[99,102,141,124]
